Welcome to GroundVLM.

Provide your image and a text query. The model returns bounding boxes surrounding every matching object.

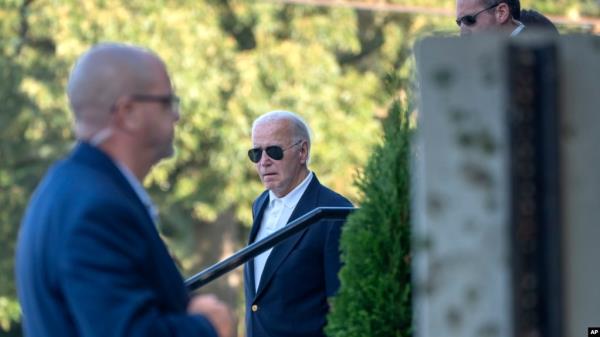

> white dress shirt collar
[268,171,313,210]
[511,21,526,37]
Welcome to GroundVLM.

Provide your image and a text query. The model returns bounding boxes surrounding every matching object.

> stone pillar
[413,34,600,337]
[558,36,600,337]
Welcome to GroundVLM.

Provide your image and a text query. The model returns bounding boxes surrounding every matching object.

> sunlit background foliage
[1,0,598,335]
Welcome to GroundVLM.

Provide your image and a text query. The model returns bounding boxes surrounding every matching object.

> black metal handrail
[185,206,356,291]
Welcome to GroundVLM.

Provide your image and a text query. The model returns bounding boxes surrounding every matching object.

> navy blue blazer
[244,175,352,337]
[16,142,216,337]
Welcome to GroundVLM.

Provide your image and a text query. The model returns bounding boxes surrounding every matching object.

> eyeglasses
[248,140,302,163]
[130,94,180,113]
[455,2,501,27]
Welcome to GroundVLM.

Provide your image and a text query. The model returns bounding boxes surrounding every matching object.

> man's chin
[156,145,176,163]
[262,181,279,192]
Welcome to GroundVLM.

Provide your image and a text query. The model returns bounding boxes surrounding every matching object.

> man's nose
[258,151,272,166]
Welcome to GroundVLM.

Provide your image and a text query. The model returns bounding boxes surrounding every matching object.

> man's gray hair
[252,110,312,152]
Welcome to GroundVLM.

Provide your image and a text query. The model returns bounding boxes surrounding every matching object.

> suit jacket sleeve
[323,193,353,297]
[323,218,344,297]
[58,200,217,337]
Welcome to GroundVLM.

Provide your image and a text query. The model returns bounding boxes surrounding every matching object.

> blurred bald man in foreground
[16,43,233,337]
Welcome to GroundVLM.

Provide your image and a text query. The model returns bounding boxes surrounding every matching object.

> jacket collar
[70,142,155,226]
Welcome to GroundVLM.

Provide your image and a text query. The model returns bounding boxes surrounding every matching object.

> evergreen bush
[326,100,412,337]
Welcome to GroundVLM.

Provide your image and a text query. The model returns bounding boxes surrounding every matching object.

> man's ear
[496,3,511,24]
[112,96,138,131]
[299,141,309,165]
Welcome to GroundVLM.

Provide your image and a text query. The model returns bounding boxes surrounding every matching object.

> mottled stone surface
[414,35,512,337]
[413,34,600,337]
[558,35,600,337]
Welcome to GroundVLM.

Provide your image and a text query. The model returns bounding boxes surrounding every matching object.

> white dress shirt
[254,172,314,290]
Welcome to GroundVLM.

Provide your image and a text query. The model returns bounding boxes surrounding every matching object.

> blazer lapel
[248,192,270,244]
[246,193,269,298]
[254,175,321,299]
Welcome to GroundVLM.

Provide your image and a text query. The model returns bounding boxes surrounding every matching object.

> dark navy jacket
[16,142,216,337]
[244,175,352,337]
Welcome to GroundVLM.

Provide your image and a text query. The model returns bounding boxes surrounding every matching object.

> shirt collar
[114,161,160,225]
[511,21,525,37]
[268,171,314,209]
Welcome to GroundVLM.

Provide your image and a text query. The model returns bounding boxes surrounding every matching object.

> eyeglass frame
[455,2,502,27]
[247,140,303,163]
[130,93,180,113]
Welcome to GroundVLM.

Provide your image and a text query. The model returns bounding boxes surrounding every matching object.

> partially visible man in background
[16,43,233,337]
[456,0,525,36]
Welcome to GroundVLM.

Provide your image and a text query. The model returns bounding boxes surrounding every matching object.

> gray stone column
[413,34,600,337]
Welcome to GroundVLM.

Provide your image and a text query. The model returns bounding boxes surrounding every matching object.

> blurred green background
[1,0,597,335]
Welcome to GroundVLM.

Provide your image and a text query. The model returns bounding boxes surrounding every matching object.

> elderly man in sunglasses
[243,110,353,337]
[456,0,525,36]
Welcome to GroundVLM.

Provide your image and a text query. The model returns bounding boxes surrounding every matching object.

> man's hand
[188,294,235,337]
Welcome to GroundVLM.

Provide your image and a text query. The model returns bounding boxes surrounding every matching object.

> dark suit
[244,175,352,337]
[16,142,216,337]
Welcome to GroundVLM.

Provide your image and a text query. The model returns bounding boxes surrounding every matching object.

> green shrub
[326,100,412,337]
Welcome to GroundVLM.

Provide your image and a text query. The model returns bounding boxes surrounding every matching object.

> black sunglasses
[248,140,302,163]
[131,94,180,112]
[456,2,501,27]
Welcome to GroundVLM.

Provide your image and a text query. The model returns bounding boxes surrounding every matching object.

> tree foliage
[1,0,598,333]
[0,0,394,331]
